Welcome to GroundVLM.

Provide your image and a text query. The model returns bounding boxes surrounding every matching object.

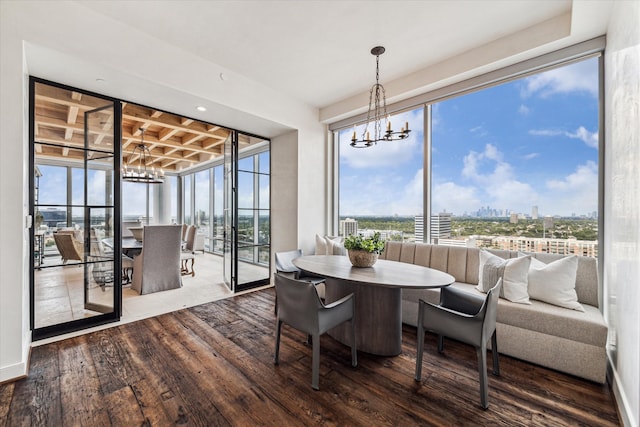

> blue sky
[339,57,599,218]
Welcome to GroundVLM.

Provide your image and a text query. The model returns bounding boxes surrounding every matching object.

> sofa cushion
[399,242,416,264]
[446,246,468,282]
[430,245,449,272]
[414,243,432,267]
[382,241,402,261]
[403,283,607,347]
[528,256,583,311]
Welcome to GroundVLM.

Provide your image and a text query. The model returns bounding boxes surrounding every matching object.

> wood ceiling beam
[34,84,261,174]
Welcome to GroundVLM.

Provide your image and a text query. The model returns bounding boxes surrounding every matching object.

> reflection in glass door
[31,79,121,339]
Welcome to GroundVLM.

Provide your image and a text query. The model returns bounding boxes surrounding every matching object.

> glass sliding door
[31,78,121,339]
[236,134,270,291]
[221,132,271,292]
[83,105,117,314]
[222,134,236,291]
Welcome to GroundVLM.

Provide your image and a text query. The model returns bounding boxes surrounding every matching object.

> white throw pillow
[527,256,583,311]
[315,234,328,255]
[477,251,531,304]
[326,237,346,255]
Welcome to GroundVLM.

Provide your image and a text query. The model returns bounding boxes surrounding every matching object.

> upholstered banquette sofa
[378,241,608,383]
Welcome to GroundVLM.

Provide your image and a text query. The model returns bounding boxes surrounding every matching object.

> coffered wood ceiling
[33,82,257,173]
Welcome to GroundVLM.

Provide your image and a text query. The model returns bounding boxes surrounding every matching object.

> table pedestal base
[325,277,402,356]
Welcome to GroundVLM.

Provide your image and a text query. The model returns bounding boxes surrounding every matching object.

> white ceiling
[41,0,610,136]
[78,0,598,109]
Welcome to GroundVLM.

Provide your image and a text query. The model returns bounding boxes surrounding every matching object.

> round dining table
[293,255,455,356]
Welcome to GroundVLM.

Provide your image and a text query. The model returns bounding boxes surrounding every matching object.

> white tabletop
[293,255,454,289]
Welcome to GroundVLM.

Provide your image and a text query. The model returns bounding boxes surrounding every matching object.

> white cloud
[518,104,530,115]
[432,182,479,215]
[529,126,598,148]
[456,144,539,214]
[544,161,598,215]
[567,126,599,148]
[469,125,487,137]
[523,153,539,160]
[521,59,598,98]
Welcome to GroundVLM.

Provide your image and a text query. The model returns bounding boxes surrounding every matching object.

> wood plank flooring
[0,289,620,426]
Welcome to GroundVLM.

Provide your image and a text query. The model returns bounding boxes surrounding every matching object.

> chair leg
[311,333,320,390]
[477,344,489,409]
[274,320,282,365]
[491,331,500,375]
[437,335,444,353]
[415,302,425,381]
[189,258,195,277]
[350,319,357,367]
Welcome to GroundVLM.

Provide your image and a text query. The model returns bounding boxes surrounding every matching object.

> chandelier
[351,46,411,148]
[122,128,164,184]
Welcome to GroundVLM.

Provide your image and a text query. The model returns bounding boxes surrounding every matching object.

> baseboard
[0,330,31,384]
[607,354,638,427]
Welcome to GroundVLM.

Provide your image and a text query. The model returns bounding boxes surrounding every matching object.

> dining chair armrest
[420,300,484,344]
[323,293,354,310]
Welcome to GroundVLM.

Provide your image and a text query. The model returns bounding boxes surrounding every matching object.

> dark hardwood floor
[0,289,620,426]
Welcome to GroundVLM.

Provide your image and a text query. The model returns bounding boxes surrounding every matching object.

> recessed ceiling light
[196,106,207,112]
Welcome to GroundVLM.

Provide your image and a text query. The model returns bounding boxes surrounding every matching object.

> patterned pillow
[477,250,531,304]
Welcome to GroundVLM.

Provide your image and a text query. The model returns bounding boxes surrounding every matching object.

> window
[338,108,424,241]
[431,57,599,256]
[194,169,210,233]
[336,54,600,258]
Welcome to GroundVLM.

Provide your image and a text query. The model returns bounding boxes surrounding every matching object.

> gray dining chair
[274,273,357,390]
[274,249,326,313]
[415,278,502,409]
[131,225,183,294]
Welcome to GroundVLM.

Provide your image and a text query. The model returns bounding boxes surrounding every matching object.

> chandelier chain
[351,46,410,148]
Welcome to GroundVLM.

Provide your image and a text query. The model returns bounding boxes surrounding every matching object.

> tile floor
[33,253,271,345]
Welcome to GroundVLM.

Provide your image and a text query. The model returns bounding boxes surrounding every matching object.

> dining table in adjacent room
[102,237,143,258]
[293,255,455,356]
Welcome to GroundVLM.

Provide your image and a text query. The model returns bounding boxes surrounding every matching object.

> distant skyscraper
[430,212,452,241]
[415,215,424,241]
[532,206,539,220]
[340,218,358,236]
[510,213,519,224]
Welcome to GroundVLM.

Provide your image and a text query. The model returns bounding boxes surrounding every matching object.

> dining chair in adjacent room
[180,225,197,276]
[131,225,183,294]
[415,278,503,409]
[53,232,84,264]
[274,249,326,313]
[274,273,357,390]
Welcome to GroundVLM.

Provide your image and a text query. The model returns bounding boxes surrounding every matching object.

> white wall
[0,2,31,382]
[604,1,640,426]
[0,1,325,382]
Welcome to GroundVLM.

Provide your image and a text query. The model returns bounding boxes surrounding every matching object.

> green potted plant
[344,232,385,267]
